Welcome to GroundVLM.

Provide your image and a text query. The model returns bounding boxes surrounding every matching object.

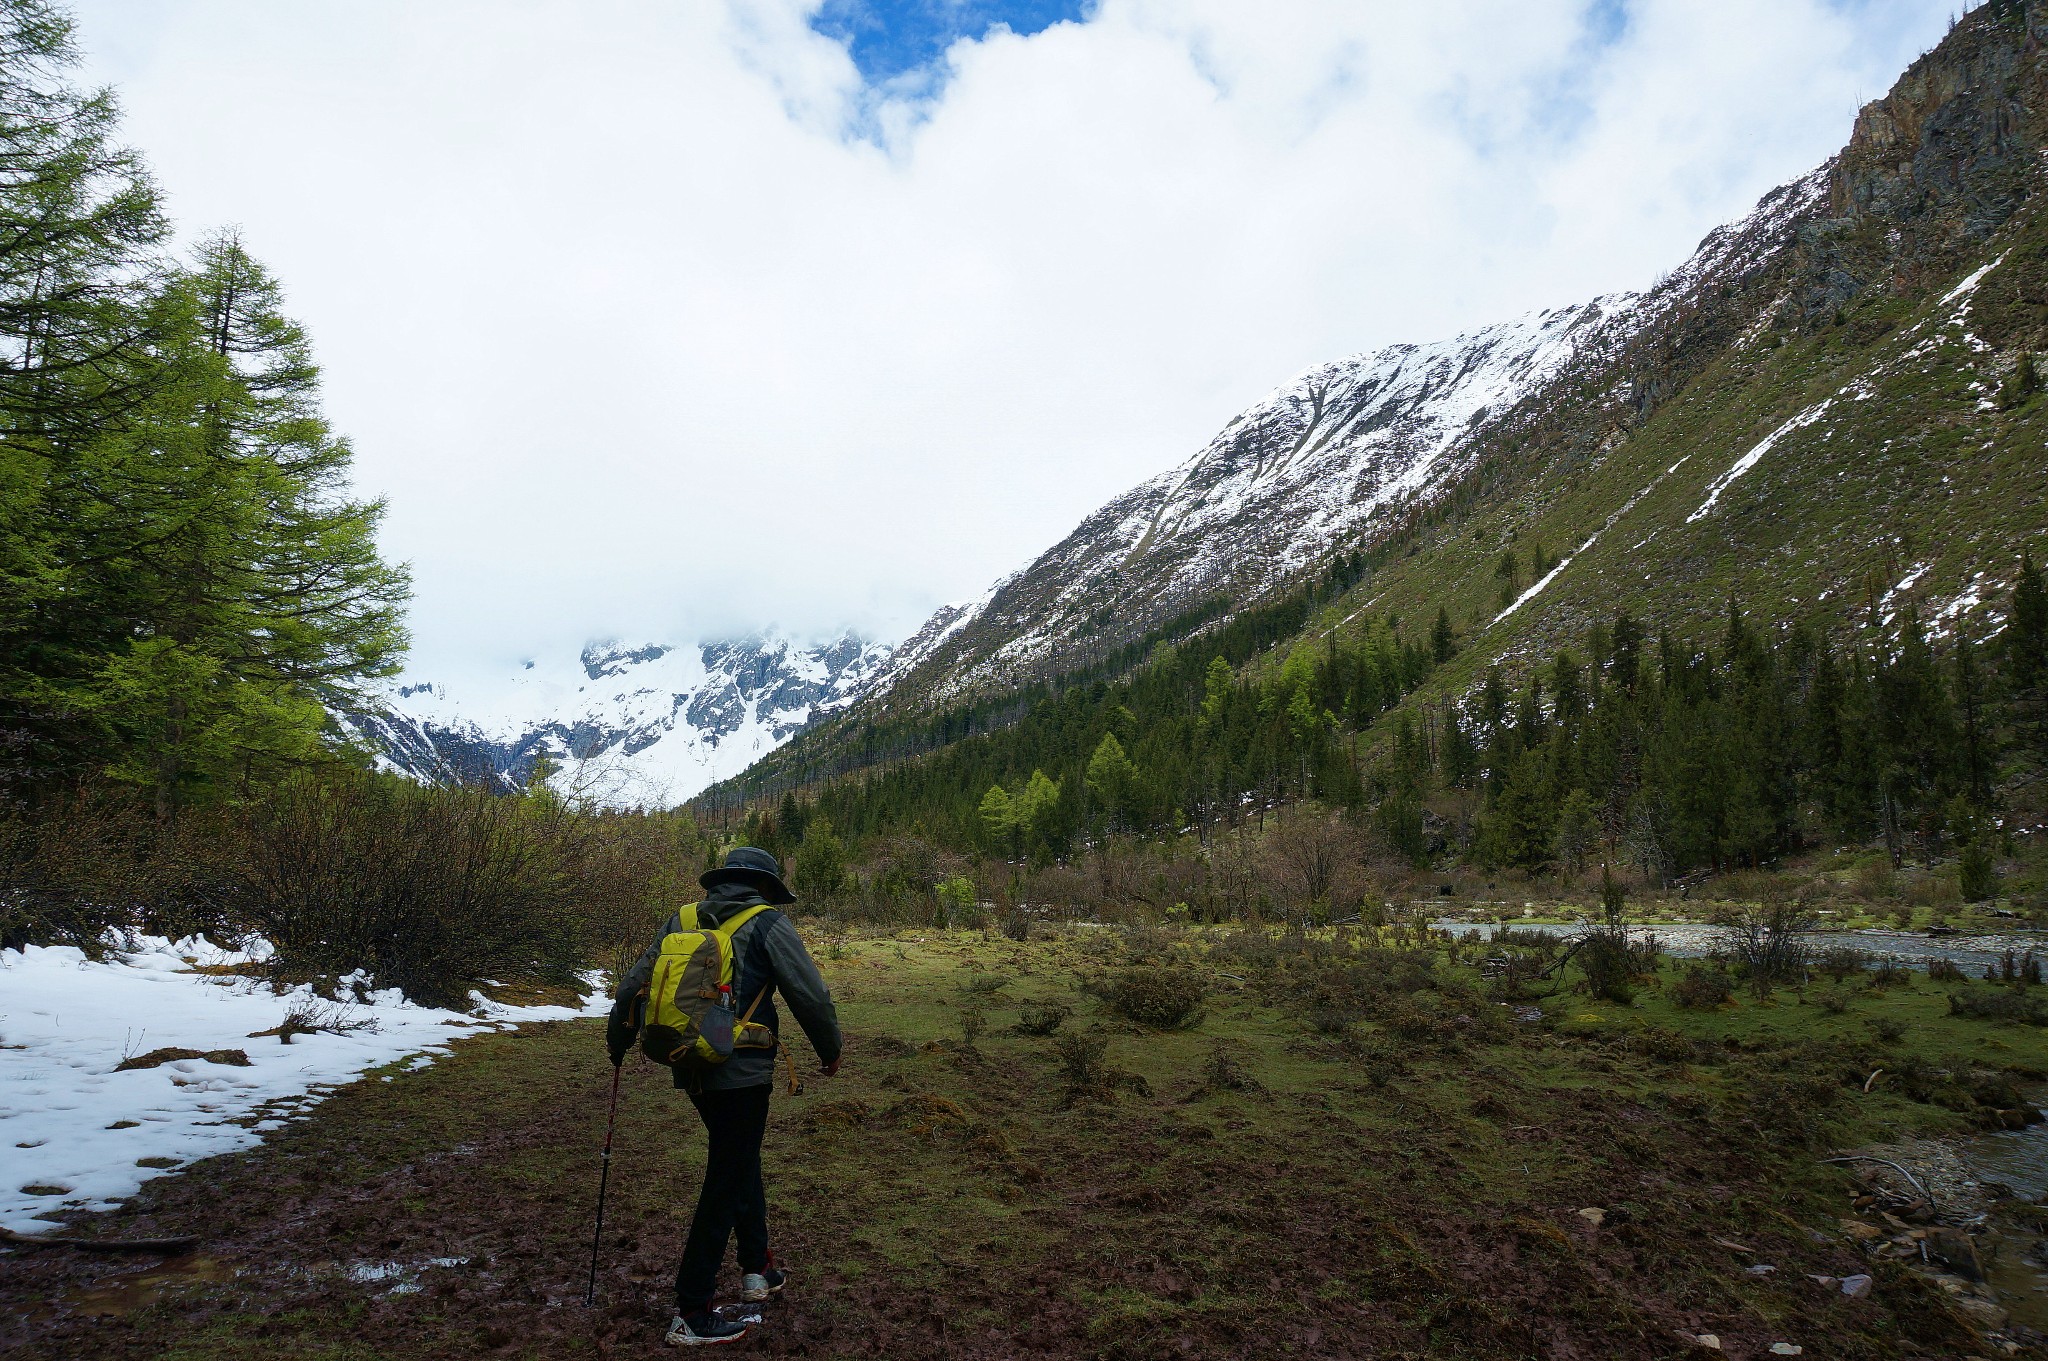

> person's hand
[605,1013,635,1068]
[820,1057,841,1078]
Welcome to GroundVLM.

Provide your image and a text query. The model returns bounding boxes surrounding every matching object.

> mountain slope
[709,0,2048,813]
[862,163,1835,713]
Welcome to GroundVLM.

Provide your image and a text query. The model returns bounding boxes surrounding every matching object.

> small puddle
[1965,1106,2048,1331]
[56,1254,232,1318]
[343,1255,469,1295]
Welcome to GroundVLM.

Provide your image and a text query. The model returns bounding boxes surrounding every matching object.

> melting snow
[0,935,605,1234]
[1686,400,1834,523]
[1940,253,2007,308]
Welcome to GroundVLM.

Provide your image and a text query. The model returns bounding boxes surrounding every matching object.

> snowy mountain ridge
[343,632,892,807]
[855,163,1834,711]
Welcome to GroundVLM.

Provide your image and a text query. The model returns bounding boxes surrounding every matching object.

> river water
[1433,919,2048,974]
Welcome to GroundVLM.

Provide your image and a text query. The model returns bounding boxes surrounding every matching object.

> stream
[1433,919,2048,974]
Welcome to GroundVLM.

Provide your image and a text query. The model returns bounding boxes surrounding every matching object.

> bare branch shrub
[1261,803,1366,919]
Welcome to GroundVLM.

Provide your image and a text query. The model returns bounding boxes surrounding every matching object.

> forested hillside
[704,0,2048,916]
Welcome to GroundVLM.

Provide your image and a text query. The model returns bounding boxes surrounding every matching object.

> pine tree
[1200,655,1232,727]
[0,1,169,786]
[978,783,1015,856]
[1439,706,1478,789]
[1554,788,1599,874]
[2014,552,2048,694]
[1430,606,1455,664]
[81,235,409,812]
[1085,732,1139,832]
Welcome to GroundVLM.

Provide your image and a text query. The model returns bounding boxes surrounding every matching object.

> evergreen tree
[1200,655,1232,727]
[1554,788,1599,874]
[1610,611,1641,694]
[80,235,408,812]
[2014,551,2048,694]
[1430,606,1455,664]
[795,816,848,897]
[0,1,168,785]
[1085,732,1138,832]
[1439,706,1478,789]
[978,783,1015,856]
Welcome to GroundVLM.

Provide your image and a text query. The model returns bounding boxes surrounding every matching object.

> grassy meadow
[9,917,2048,1359]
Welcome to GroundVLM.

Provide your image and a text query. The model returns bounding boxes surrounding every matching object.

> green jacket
[608,883,842,1090]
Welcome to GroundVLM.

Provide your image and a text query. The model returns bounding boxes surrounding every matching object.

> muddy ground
[0,929,2032,1359]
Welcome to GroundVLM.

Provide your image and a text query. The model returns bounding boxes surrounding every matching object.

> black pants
[674,1083,772,1313]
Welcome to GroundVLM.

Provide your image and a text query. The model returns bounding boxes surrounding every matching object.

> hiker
[607,847,843,1348]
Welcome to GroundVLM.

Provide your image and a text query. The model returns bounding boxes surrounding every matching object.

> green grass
[7,922,2041,1359]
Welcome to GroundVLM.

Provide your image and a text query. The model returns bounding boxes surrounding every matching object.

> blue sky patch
[811,0,1092,85]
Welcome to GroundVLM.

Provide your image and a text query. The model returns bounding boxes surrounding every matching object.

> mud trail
[0,1013,2000,1359]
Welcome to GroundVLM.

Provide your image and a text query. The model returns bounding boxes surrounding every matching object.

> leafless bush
[249,998,381,1044]
[1729,895,1815,999]
[1261,804,1367,918]
[0,791,240,951]
[234,772,585,1008]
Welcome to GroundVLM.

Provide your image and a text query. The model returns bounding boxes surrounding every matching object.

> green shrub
[1814,987,1854,1015]
[1868,1015,1907,1043]
[1949,987,2048,1025]
[1813,947,1870,982]
[1101,964,1206,1029]
[1051,1030,1148,1105]
[1013,1002,1071,1036]
[1672,966,1734,1010]
[1575,931,1638,1003]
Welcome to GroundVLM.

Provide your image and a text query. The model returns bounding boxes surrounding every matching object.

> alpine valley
[360,0,2048,842]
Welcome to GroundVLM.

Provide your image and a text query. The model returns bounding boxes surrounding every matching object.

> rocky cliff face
[342,633,891,806]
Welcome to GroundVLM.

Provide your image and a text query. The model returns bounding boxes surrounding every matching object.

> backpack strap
[713,903,774,944]
[713,903,777,1021]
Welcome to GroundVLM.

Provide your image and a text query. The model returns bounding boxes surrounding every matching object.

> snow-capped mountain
[858,153,1845,712]
[344,633,891,807]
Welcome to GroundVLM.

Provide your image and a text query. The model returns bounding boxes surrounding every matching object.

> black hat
[700,846,797,905]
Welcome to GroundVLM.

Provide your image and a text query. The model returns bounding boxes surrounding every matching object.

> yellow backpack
[638,903,775,1069]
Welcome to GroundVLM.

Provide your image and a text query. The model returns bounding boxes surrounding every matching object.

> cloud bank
[69,0,1958,688]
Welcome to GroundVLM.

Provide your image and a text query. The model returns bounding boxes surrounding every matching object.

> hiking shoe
[739,1268,786,1303]
[665,1311,749,1347]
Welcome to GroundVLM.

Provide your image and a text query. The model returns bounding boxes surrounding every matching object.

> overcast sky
[68,0,1959,689]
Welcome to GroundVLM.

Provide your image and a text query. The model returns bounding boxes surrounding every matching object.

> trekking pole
[585,1063,623,1308]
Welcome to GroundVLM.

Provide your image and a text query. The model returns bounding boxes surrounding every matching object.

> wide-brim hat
[700,845,797,905]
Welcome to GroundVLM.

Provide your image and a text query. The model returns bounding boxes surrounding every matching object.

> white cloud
[67,0,1957,688]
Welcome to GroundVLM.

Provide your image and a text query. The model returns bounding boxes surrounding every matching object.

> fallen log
[0,1226,200,1254]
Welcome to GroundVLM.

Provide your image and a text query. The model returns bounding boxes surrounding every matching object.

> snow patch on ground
[0,935,605,1234]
